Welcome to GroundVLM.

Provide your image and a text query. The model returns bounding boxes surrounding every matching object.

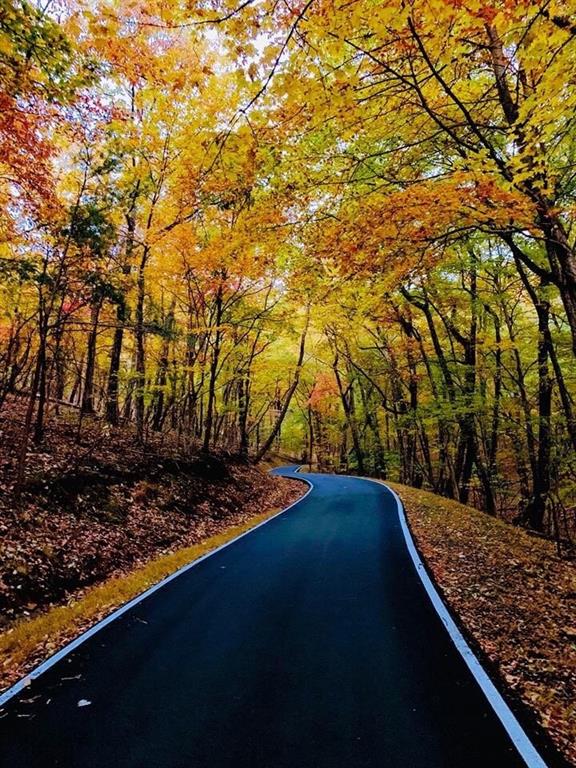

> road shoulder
[0,476,309,700]
[388,481,575,768]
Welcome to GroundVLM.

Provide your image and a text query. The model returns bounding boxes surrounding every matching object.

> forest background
[1,0,576,545]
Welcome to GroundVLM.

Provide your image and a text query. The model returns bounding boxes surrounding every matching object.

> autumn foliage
[1,0,576,760]
[0,0,574,526]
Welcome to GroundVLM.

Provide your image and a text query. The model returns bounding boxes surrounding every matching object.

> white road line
[0,478,313,709]
[361,476,549,768]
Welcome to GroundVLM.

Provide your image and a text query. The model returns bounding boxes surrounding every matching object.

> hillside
[0,398,303,628]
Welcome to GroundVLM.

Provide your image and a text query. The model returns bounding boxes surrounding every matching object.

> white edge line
[363,478,548,768]
[0,475,313,709]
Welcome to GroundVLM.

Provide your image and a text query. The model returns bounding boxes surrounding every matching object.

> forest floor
[391,482,576,767]
[0,398,304,690]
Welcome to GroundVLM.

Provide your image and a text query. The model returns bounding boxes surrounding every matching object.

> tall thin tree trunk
[513,258,554,531]
[134,247,149,443]
[151,302,175,432]
[332,350,365,475]
[81,299,102,415]
[238,368,251,459]
[254,305,310,463]
[15,328,45,497]
[105,299,126,425]
[203,281,224,453]
[32,311,49,444]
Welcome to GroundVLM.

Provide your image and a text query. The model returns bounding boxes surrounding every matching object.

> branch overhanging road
[0,467,549,768]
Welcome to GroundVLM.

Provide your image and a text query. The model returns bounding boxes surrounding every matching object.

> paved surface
[0,468,535,767]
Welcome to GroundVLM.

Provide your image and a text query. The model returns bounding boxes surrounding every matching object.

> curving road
[0,468,546,767]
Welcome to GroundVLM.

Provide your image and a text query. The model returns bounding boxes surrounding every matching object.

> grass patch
[0,506,284,693]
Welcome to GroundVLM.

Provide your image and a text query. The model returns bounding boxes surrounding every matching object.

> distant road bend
[0,467,549,768]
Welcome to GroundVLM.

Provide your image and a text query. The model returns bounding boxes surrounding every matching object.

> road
[0,468,545,767]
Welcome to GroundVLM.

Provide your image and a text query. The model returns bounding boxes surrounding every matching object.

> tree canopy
[1,0,575,538]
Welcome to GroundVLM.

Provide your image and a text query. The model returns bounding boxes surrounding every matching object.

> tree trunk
[203,281,224,453]
[513,258,553,532]
[134,248,149,443]
[32,310,49,444]
[238,368,251,459]
[254,306,310,463]
[105,299,126,425]
[15,329,45,496]
[151,303,174,432]
[524,297,553,531]
[81,299,102,415]
[332,351,365,475]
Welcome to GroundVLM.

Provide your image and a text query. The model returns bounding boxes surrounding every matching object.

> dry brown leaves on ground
[390,482,576,767]
[0,401,304,625]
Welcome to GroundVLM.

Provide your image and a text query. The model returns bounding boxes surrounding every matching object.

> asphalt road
[0,468,542,767]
